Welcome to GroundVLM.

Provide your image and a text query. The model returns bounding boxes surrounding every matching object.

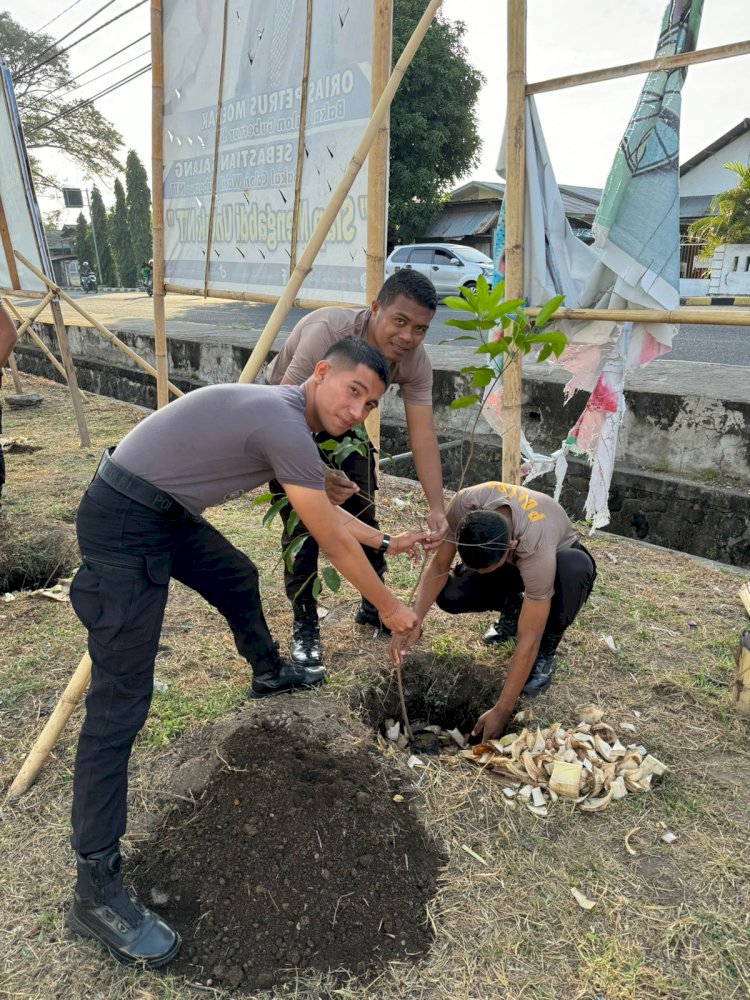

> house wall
[709,243,750,296]
[680,134,750,196]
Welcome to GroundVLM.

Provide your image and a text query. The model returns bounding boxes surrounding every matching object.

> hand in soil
[471,704,510,743]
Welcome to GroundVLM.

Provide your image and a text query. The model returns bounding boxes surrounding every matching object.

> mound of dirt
[131,700,445,993]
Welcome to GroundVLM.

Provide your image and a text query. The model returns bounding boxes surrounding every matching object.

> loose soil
[130,699,446,994]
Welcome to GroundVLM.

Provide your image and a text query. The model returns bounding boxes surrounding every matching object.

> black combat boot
[354,598,391,636]
[249,642,326,698]
[290,602,322,667]
[482,593,524,646]
[523,633,563,696]
[67,843,181,968]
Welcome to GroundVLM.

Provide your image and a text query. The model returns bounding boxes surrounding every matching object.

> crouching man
[389,481,597,742]
[67,338,426,968]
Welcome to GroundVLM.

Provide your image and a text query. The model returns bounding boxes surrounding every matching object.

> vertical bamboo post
[502,0,526,485]
[237,0,444,386]
[0,192,21,290]
[7,351,23,393]
[151,0,169,408]
[289,0,314,277]
[735,631,750,718]
[49,297,90,447]
[364,0,393,455]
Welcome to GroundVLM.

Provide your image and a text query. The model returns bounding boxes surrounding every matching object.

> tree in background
[125,151,152,265]
[0,12,122,193]
[74,213,94,271]
[110,178,138,287]
[89,187,117,286]
[388,0,484,243]
[688,161,750,259]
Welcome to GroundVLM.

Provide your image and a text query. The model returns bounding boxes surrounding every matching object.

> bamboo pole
[527,305,750,326]
[364,0,393,455]
[7,351,23,394]
[0,191,21,290]
[4,295,70,381]
[164,282,362,310]
[289,0,313,277]
[237,0,444,385]
[7,290,54,339]
[202,0,229,298]
[0,286,45,299]
[49,297,90,447]
[527,38,750,96]
[151,0,169,408]
[15,252,184,398]
[734,631,750,719]
[5,655,92,801]
[502,0,526,486]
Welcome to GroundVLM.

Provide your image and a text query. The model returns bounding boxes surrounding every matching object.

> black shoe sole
[482,633,517,647]
[67,909,182,969]
[248,676,325,700]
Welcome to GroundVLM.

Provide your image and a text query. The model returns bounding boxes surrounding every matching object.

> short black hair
[377,269,438,312]
[322,335,390,389]
[456,510,510,569]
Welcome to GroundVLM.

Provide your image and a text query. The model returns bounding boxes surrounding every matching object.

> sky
[4,0,750,224]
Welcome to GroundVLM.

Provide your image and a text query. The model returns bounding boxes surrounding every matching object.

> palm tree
[688,161,750,259]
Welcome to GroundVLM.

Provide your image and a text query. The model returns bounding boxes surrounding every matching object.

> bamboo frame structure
[164,282,362,310]
[151,0,169,408]
[6,350,23,394]
[364,0,394,453]
[5,297,71,382]
[289,0,314,277]
[238,0,444,385]
[15,252,184,399]
[502,0,526,485]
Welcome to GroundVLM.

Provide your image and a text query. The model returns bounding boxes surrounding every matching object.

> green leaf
[312,577,322,600]
[450,394,482,410]
[536,344,553,363]
[459,285,479,312]
[248,491,275,507]
[475,339,509,357]
[317,438,339,452]
[471,367,494,388]
[286,510,300,534]
[322,566,341,592]
[445,318,483,331]
[528,331,567,357]
[488,280,506,307]
[283,534,309,571]
[443,295,477,313]
[534,293,565,328]
[262,497,288,526]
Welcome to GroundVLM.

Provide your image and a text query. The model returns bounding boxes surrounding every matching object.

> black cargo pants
[69,476,276,855]
[269,429,385,607]
[436,541,597,640]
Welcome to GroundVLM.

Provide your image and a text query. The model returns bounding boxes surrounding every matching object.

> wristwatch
[378,532,391,553]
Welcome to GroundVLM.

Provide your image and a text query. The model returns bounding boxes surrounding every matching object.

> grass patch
[1,374,749,1000]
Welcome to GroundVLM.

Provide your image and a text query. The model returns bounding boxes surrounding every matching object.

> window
[408,247,433,264]
[390,247,410,262]
[434,249,459,265]
[732,256,739,271]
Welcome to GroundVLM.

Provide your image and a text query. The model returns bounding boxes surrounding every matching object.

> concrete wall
[13,321,750,567]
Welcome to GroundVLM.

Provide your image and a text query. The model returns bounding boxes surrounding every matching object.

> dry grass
[1,373,749,1000]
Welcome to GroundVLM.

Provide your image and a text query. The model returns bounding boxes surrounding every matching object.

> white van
[385,242,494,298]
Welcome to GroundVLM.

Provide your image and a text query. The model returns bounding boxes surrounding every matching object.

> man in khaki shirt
[267,270,447,665]
[390,482,597,741]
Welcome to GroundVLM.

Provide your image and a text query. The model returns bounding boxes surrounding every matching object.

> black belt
[95,447,188,518]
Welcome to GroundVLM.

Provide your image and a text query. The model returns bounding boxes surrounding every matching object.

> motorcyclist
[140,259,153,296]
[80,262,97,292]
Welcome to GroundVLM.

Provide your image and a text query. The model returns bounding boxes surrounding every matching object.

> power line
[34,0,86,34]
[26,0,120,70]
[17,0,149,81]
[22,33,150,111]
[24,62,151,136]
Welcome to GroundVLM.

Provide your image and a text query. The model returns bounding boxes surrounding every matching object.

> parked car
[385,242,494,298]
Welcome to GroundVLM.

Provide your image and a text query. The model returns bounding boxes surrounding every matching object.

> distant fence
[680,241,710,278]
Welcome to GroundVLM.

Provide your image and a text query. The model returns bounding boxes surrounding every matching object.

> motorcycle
[81,270,98,294]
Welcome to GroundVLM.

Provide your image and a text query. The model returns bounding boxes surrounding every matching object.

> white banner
[162,0,373,304]
[0,62,50,294]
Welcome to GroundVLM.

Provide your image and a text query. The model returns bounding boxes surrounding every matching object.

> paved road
[18,291,750,367]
